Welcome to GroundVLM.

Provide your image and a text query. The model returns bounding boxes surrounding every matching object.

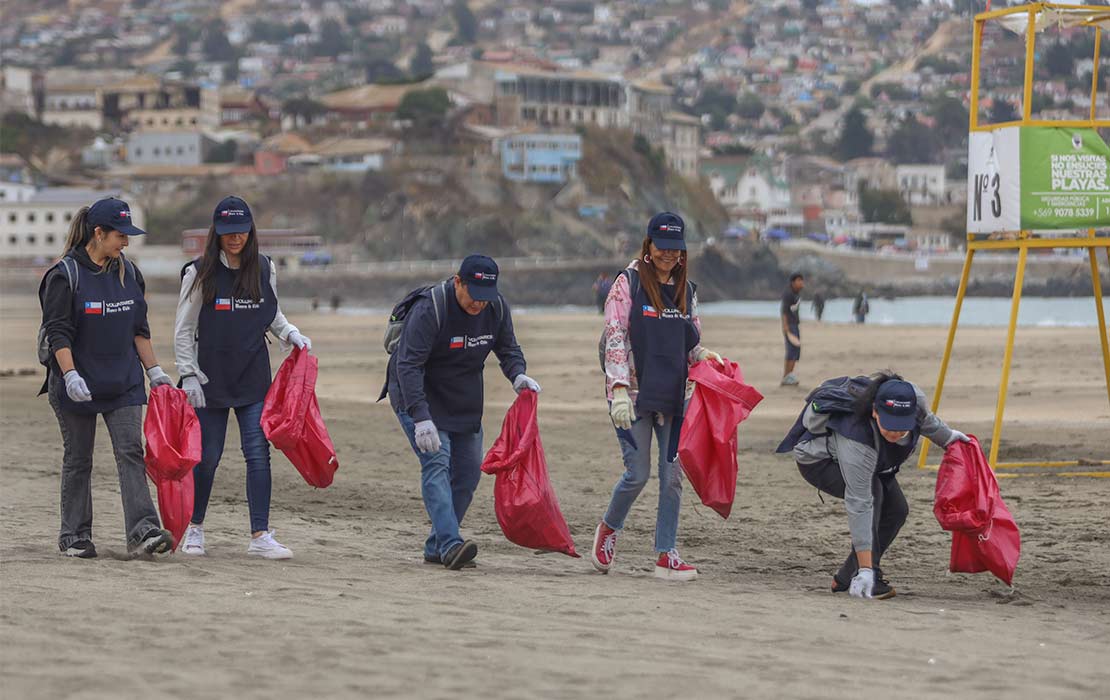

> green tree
[735,92,765,120]
[988,98,1019,124]
[858,184,912,224]
[315,19,349,57]
[452,0,477,44]
[202,20,236,62]
[397,88,452,131]
[205,140,239,163]
[691,84,737,131]
[836,107,873,160]
[929,95,969,143]
[1043,41,1073,77]
[410,43,435,78]
[886,116,937,164]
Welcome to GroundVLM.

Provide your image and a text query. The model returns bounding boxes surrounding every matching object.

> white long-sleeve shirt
[174,252,299,383]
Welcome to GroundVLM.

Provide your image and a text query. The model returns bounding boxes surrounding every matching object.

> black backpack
[775,375,871,453]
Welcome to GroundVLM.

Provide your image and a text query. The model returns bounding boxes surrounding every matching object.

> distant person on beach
[592,272,613,314]
[174,196,313,560]
[781,273,804,386]
[383,254,540,570]
[776,371,970,599]
[591,212,724,582]
[330,294,342,313]
[853,291,870,324]
[812,291,826,322]
[37,196,175,558]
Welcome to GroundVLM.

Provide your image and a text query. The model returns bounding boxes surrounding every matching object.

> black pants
[797,460,909,583]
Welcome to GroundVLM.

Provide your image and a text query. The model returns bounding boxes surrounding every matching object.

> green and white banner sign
[967,126,1110,233]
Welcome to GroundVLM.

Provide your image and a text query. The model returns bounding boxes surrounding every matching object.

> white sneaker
[246,531,293,560]
[181,524,205,556]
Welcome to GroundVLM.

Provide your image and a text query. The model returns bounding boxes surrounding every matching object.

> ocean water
[697,296,1110,328]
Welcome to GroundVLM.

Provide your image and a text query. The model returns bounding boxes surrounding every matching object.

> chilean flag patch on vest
[215,298,232,311]
[450,336,465,349]
[642,305,658,318]
[84,301,102,315]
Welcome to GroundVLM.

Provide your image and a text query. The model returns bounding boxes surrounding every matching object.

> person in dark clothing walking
[781,273,804,385]
[385,254,540,570]
[38,196,175,558]
[812,291,826,322]
[853,291,870,324]
[776,371,970,599]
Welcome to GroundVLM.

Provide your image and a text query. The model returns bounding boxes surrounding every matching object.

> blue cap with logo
[458,254,499,302]
[647,211,686,250]
[874,380,918,432]
[213,195,253,235]
[87,197,145,236]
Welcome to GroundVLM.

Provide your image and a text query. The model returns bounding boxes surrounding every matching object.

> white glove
[63,370,92,402]
[287,331,312,351]
[414,420,442,454]
[512,374,541,394]
[146,365,172,388]
[609,386,634,431]
[182,375,206,409]
[945,430,971,447]
[693,348,723,365]
[849,568,875,599]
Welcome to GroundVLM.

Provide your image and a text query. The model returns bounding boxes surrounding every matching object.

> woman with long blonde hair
[37,196,174,558]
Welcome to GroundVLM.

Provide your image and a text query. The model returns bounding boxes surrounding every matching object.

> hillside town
[0,0,1102,265]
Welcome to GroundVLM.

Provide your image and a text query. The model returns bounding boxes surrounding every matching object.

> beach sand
[1,292,1108,699]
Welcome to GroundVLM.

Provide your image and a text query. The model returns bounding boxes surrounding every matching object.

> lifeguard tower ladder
[918,3,1110,472]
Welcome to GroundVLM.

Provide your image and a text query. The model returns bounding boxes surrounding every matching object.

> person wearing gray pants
[37,197,175,558]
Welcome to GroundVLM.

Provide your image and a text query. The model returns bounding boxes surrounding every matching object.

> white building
[896,164,947,206]
[127,130,212,166]
[0,188,145,260]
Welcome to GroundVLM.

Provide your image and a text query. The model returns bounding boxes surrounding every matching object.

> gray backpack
[382,280,450,354]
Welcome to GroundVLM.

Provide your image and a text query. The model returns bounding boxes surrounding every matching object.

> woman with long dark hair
[173,196,311,559]
[590,212,724,581]
[37,196,175,558]
[777,370,970,599]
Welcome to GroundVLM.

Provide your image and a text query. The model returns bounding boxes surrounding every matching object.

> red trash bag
[143,384,202,550]
[677,359,764,518]
[934,436,1021,586]
[261,348,339,488]
[480,390,579,557]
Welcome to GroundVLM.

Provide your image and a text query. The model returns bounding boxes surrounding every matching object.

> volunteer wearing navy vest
[778,372,969,599]
[386,254,538,570]
[591,212,724,582]
[173,196,311,560]
[38,197,175,558]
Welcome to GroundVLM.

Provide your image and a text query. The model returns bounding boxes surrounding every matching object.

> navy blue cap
[213,195,253,235]
[874,380,918,432]
[458,254,499,302]
[647,211,686,250]
[87,197,145,236]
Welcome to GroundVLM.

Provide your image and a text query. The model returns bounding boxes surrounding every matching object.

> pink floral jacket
[602,260,704,401]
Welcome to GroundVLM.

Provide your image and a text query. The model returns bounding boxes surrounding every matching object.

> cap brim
[117,224,146,236]
[215,221,252,235]
[651,238,686,250]
[467,283,498,302]
[875,411,916,432]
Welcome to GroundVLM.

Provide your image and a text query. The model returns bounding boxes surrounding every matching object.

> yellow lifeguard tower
[918,3,1110,473]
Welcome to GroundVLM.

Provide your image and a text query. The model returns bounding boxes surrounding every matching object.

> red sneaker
[654,549,698,581]
[591,522,618,573]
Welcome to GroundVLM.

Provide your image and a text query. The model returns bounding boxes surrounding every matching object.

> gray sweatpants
[48,375,161,550]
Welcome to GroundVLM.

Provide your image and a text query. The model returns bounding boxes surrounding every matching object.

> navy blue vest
[628,270,700,416]
[59,258,147,414]
[422,286,503,433]
[828,412,921,474]
[192,258,277,408]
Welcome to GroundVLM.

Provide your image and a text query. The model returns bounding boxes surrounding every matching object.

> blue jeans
[396,412,483,559]
[602,410,683,553]
[191,401,272,533]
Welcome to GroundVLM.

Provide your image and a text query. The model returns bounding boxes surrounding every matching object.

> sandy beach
[1,291,1108,699]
